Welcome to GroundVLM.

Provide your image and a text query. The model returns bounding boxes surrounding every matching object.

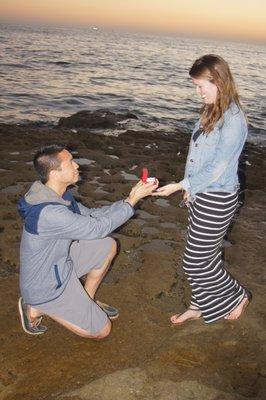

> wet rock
[154,198,170,208]
[138,239,175,254]
[222,239,233,248]
[57,109,138,129]
[135,209,158,220]
[0,260,17,277]
[0,118,265,400]
[141,226,159,236]
[62,367,247,400]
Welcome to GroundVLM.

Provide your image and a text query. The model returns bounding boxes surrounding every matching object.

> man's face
[53,150,79,186]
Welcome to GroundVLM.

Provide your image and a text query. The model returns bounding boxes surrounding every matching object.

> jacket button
[188,174,191,177]
[190,159,193,162]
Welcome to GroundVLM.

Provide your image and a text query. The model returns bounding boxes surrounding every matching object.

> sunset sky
[0,0,265,43]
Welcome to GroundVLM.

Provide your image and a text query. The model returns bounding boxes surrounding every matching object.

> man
[18,144,157,339]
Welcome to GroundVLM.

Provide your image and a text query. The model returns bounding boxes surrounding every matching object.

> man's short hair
[33,144,67,183]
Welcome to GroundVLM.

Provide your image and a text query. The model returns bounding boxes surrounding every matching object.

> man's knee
[88,320,111,340]
[50,314,111,339]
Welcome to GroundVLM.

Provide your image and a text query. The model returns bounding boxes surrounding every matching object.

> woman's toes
[170,314,180,324]
[170,309,201,325]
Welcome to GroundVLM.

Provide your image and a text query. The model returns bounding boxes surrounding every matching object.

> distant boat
[92,27,98,31]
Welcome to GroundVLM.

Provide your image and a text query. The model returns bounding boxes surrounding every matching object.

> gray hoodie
[18,181,134,305]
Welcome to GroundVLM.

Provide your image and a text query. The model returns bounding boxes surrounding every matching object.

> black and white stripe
[183,191,245,323]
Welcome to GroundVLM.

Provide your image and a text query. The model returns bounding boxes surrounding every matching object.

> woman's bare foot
[224,293,251,320]
[170,307,202,325]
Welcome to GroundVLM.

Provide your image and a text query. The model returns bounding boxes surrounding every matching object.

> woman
[154,54,251,325]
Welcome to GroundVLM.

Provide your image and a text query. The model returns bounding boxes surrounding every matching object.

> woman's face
[192,77,218,104]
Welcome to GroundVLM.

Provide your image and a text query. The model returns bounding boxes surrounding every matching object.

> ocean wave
[64,98,85,105]
[0,63,32,69]
[47,61,73,66]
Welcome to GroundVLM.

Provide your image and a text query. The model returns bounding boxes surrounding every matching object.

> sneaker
[18,297,47,335]
[96,300,119,320]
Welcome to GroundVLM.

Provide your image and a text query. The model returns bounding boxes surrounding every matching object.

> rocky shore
[0,111,265,400]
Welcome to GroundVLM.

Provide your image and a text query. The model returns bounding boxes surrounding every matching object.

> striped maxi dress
[183,191,246,323]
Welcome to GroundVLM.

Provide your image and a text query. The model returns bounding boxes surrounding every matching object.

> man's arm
[77,201,121,217]
[37,200,134,240]
[37,181,157,240]
[77,179,157,217]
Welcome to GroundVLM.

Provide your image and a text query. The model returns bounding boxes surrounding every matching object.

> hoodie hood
[17,181,80,234]
[23,181,71,206]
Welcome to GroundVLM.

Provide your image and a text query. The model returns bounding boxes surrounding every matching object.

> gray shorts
[35,237,114,335]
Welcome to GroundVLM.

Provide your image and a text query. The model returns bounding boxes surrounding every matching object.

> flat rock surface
[0,120,265,400]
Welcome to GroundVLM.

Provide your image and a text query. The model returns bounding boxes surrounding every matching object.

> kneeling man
[18,144,156,339]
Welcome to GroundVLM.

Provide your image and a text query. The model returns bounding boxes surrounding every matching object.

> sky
[0,0,266,43]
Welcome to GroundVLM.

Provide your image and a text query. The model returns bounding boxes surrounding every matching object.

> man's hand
[152,182,182,197]
[125,180,159,207]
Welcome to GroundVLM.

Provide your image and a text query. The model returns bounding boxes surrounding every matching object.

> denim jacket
[179,103,248,200]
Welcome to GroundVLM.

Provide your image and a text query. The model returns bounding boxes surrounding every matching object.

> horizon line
[1,18,265,47]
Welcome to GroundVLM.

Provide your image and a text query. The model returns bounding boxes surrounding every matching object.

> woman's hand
[183,191,189,201]
[179,190,190,207]
[183,190,190,206]
[152,182,182,197]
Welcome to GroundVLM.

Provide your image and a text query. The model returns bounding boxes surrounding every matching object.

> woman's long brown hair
[189,54,243,133]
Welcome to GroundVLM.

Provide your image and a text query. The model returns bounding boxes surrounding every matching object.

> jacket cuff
[179,178,191,192]
[123,200,135,214]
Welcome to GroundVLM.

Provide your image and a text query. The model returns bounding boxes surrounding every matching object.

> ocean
[0,22,265,145]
